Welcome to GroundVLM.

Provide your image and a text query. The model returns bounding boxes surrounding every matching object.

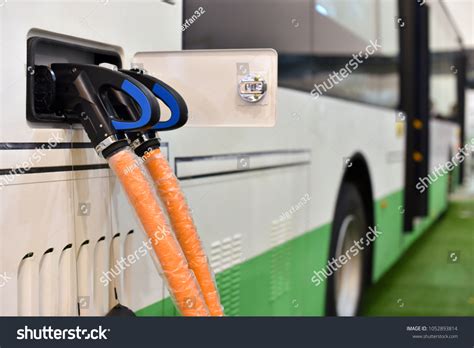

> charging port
[26,36,122,124]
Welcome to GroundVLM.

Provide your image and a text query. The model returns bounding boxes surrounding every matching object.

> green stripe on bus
[136,224,331,316]
[373,175,449,282]
[136,177,449,316]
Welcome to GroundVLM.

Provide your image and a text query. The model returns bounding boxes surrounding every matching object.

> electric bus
[0,0,466,316]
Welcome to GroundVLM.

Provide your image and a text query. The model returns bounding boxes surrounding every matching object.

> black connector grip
[51,64,160,154]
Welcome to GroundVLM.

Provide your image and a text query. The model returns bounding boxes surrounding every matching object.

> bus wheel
[326,182,368,316]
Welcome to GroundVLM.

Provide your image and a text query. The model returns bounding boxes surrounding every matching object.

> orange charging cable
[108,148,210,316]
[143,147,224,316]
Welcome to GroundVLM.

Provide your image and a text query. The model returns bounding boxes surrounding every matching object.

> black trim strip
[0,141,169,151]
[178,161,310,181]
[175,149,310,163]
[400,0,430,231]
[0,164,109,176]
[456,52,467,184]
[0,142,169,176]
[0,142,93,150]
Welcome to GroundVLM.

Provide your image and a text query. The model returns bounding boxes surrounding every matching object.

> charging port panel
[27,37,122,124]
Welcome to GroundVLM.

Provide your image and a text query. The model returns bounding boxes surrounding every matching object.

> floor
[362,190,474,316]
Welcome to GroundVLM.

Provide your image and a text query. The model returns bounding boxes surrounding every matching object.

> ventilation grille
[17,243,78,316]
[270,217,293,301]
[210,234,242,316]
[17,235,115,316]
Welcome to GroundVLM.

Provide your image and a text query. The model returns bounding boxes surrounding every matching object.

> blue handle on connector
[112,79,152,131]
[151,83,181,130]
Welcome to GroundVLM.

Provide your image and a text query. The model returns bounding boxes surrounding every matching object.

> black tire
[447,151,455,194]
[325,182,369,316]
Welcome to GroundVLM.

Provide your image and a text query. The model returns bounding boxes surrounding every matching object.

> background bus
[178,0,466,316]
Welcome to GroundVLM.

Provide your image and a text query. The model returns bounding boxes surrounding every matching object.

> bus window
[429,1,463,120]
[183,0,400,109]
[314,0,377,48]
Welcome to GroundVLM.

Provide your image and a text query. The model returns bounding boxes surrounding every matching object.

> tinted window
[429,1,463,120]
[183,0,400,108]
